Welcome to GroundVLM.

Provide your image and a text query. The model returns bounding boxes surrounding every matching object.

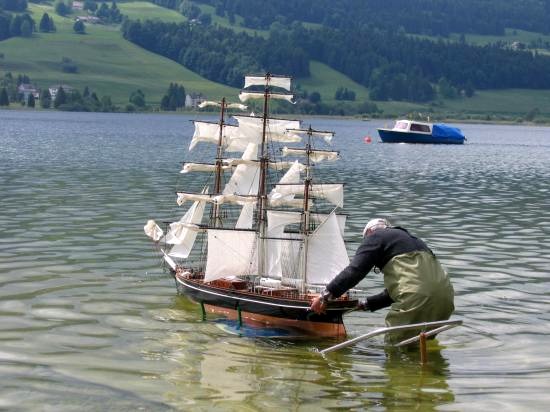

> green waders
[382,251,455,343]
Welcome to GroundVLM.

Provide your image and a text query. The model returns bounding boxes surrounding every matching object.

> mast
[212,97,226,228]
[257,74,271,277]
[300,125,314,293]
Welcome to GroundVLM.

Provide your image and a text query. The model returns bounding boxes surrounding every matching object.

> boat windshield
[394,121,409,130]
[410,123,431,133]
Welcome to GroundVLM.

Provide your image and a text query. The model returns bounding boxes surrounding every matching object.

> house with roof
[49,84,74,100]
[17,84,40,101]
[185,93,206,108]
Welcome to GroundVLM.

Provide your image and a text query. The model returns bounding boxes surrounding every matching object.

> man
[310,218,454,340]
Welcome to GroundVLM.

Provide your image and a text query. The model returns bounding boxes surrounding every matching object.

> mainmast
[212,97,227,228]
[239,73,295,278]
[256,75,271,277]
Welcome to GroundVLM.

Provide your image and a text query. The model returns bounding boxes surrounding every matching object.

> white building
[48,84,74,100]
[17,84,39,101]
[185,93,206,108]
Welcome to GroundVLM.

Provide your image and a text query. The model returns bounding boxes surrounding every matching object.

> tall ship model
[144,74,358,337]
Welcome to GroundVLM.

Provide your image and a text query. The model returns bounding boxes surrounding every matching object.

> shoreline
[2,107,550,127]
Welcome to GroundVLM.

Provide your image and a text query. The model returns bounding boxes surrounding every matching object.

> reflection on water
[1,110,550,410]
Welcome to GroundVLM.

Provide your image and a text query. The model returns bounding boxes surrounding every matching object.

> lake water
[1,110,549,411]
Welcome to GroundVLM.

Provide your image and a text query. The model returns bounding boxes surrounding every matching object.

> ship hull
[378,129,465,144]
[174,273,356,338]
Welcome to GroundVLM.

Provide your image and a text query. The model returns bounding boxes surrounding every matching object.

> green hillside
[0,3,236,105]
[1,1,550,120]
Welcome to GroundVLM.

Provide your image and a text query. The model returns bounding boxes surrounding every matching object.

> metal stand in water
[318,319,463,364]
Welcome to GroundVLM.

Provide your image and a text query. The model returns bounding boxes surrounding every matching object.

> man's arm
[358,289,394,311]
[325,236,381,298]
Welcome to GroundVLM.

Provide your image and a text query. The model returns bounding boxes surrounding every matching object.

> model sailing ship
[144,73,358,337]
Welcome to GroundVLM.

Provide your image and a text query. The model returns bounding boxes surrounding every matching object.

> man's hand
[310,295,327,314]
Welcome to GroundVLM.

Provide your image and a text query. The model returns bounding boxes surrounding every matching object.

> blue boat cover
[432,124,465,139]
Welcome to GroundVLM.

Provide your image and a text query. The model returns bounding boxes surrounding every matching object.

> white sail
[144,220,163,242]
[272,183,344,207]
[189,121,241,151]
[285,128,334,144]
[281,146,339,162]
[226,116,301,152]
[236,203,255,229]
[223,143,259,196]
[181,163,232,173]
[239,91,294,103]
[306,212,349,285]
[244,75,292,91]
[224,143,260,229]
[267,210,347,236]
[177,192,217,205]
[204,229,258,281]
[198,101,248,111]
[166,192,207,259]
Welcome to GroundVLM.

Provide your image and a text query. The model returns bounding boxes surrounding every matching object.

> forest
[122,15,550,103]
[193,0,550,35]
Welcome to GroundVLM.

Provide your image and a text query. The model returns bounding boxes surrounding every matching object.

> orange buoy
[364,136,372,143]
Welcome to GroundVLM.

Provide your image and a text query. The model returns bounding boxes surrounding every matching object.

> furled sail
[272,183,344,207]
[180,162,232,174]
[176,192,256,206]
[204,229,258,281]
[239,91,294,103]
[285,128,334,144]
[281,147,339,162]
[198,101,248,111]
[306,212,349,285]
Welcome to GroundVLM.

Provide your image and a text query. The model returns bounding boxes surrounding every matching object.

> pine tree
[41,89,52,108]
[73,19,86,34]
[39,13,51,32]
[27,93,35,108]
[54,86,66,108]
[0,88,10,106]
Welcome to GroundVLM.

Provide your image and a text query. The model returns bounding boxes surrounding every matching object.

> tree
[27,93,35,108]
[41,88,52,108]
[54,86,66,108]
[73,19,85,34]
[309,91,321,103]
[39,13,55,32]
[129,89,145,108]
[39,13,51,32]
[0,88,9,106]
[20,19,32,37]
[55,1,70,16]
[83,0,97,12]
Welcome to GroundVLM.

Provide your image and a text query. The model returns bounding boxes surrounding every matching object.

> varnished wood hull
[174,273,357,338]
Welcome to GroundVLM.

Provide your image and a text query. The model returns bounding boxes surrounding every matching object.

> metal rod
[419,332,427,364]
[318,319,462,355]
[237,304,242,329]
[394,324,458,347]
[200,301,206,321]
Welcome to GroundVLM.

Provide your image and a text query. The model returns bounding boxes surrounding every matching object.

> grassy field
[1,1,550,119]
[117,1,186,23]
[0,3,236,105]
